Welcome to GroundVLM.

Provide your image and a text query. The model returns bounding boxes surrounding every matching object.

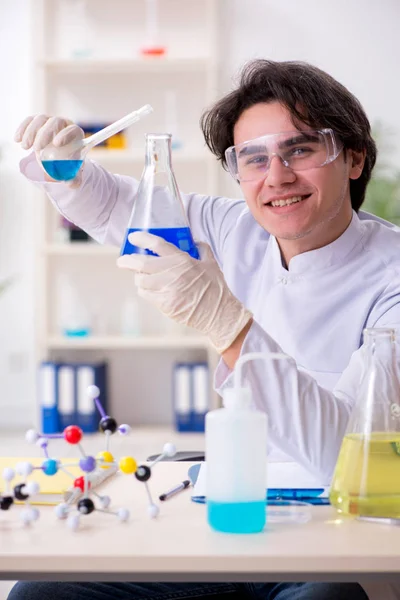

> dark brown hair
[200,59,377,212]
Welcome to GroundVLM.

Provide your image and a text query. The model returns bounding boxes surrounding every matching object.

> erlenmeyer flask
[120,133,199,259]
[330,328,400,517]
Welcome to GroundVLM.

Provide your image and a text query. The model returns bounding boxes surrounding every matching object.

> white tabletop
[0,462,400,582]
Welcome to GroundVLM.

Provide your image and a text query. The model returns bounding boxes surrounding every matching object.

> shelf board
[89,148,213,163]
[39,57,212,73]
[43,244,118,256]
[46,335,210,350]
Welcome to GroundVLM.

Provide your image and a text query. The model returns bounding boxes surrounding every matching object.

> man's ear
[348,149,366,180]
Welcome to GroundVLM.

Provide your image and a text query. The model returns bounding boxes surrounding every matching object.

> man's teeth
[270,196,304,207]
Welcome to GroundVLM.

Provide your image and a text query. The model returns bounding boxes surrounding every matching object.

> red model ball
[63,425,83,444]
[73,476,92,492]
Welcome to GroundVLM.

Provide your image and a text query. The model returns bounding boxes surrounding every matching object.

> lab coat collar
[271,211,365,275]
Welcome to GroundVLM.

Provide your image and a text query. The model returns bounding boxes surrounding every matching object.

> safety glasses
[225,128,343,182]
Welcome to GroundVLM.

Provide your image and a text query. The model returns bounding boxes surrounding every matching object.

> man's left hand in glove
[117,231,253,355]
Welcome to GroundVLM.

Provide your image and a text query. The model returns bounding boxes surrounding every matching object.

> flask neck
[144,134,172,172]
[346,327,400,436]
[364,328,396,363]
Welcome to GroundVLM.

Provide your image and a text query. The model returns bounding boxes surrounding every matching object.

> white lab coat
[21,154,400,599]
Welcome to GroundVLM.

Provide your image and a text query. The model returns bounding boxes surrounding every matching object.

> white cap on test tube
[223,387,252,409]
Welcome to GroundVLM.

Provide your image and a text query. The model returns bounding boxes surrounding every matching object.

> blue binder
[172,362,210,432]
[191,362,209,432]
[57,363,76,430]
[75,362,107,433]
[39,362,59,434]
[173,363,192,432]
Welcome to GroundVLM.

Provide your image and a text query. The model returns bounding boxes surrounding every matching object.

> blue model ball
[42,458,58,476]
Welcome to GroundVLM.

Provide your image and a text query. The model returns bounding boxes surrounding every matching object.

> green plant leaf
[362,122,400,225]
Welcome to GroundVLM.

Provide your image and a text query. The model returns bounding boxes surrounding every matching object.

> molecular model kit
[0,385,177,531]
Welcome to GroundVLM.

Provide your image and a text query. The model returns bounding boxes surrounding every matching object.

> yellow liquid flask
[120,133,199,259]
[330,328,400,517]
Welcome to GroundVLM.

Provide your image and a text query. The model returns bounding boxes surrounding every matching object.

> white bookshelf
[89,148,214,163]
[32,0,222,428]
[47,336,211,350]
[40,57,213,72]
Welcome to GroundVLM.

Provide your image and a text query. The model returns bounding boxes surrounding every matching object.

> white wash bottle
[205,385,267,533]
[205,352,291,534]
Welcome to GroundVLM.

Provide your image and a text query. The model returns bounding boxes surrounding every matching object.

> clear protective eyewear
[225,128,343,182]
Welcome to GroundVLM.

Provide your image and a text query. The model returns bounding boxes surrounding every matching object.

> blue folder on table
[188,463,330,506]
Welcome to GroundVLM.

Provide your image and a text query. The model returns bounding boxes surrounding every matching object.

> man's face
[233,102,362,245]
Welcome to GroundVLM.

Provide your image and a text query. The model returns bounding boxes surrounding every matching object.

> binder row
[173,362,210,432]
[40,360,209,435]
[39,362,107,434]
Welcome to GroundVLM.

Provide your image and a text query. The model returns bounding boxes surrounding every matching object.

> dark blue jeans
[8,581,369,599]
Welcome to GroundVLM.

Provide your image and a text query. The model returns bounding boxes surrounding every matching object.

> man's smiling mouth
[263,194,312,207]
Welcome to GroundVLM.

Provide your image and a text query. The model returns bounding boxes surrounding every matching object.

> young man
[11,59,400,600]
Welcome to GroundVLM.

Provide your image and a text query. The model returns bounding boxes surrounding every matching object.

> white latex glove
[14,114,85,185]
[117,231,253,354]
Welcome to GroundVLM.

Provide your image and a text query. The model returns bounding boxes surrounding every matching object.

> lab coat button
[281,277,287,285]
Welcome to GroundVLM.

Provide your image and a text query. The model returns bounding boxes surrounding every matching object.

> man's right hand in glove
[14,114,85,184]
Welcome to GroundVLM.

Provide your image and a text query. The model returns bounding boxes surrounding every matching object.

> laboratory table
[0,462,399,582]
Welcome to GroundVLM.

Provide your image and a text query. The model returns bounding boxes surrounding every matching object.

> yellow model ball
[119,456,137,474]
[97,451,114,469]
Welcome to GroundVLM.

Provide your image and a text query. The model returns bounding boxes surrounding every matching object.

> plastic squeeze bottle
[205,386,267,533]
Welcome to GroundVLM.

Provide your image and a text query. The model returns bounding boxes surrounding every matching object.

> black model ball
[0,496,14,510]
[77,498,95,515]
[99,416,118,434]
[135,465,151,482]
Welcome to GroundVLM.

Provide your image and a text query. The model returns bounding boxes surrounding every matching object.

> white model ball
[86,385,100,399]
[16,462,34,477]
[36,437,48,448]
[2,468,15,482]
[118,424,131,436]
[24,481,40,496]
[25,429,40,444]
[148,503,160,519]
[20,507,38,525]
[67,514,80,531]
[30,507,40,522]
[117,508,130,522]
[54,504,69,519]
[162,443,176,458]
[99,495,111,509]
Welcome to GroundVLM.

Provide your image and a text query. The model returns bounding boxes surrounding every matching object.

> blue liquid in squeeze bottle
[120,133,199,259]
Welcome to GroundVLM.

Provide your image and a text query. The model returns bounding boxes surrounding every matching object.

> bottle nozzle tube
[233,352,292,390]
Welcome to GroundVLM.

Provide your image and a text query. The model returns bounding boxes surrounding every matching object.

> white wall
[221,0,400,142]
[219,0,400,197]
[0,0,36,427]
[1,0,400,428]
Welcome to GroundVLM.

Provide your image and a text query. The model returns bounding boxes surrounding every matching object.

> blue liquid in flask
[42,160,83,182]
[207,500,266,534]
[121,227,200,259]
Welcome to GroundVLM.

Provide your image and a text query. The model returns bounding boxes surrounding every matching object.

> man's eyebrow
[278,132,320,149]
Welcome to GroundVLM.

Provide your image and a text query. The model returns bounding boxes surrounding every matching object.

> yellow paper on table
[0,457,116,506]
